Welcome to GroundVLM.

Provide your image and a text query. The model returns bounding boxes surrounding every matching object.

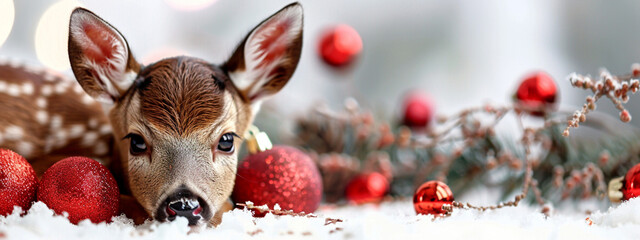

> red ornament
[622,163,640,201]
[318,24,363,67]
[232,145,322,216]
[38,157,119,224]
[515,72,558,116]
[344,172,389,204]
[402,91,434,128]
[0,149,37,216]
[413,181,454,215]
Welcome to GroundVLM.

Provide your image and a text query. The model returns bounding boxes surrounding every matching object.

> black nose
[167,197,201,216]
[159,188,208,225]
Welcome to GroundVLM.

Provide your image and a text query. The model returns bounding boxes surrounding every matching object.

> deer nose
[167,197,201,217]
[160,188,207,225]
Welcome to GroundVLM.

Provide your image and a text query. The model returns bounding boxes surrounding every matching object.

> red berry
[620,110,632,123]
[232,146,322,217]
[515,72,558,116]
[318,24,362,67]
[402,91,434,128]
[344,172,389,204]
[0,149,37,216]
[413,181,454,215]
[38,157,119,224]
[632,63,640,77]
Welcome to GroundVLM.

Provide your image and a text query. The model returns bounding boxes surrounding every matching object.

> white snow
[1,199,640,239]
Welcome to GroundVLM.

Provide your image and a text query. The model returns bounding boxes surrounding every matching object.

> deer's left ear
[222,3,303,105]
[68,8,141,104]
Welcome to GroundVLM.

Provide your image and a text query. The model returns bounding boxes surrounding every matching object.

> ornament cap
[245,125,273,154]
[608,176,624,203]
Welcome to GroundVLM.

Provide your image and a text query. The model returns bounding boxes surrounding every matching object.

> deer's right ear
[222,3,303,106]
[68,8,140,104]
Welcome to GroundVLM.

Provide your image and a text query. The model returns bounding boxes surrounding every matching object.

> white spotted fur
[4,125,23,141]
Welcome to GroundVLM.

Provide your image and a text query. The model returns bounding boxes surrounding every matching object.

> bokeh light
[141,47,187,65]
[35,0,81,71]
[165,0,217,11]
[0,0,15,48]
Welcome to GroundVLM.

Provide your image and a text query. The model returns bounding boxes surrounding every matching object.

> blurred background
[1,0,640,135]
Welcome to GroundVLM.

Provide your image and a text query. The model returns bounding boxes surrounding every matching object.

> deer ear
[68,8,140,104]
[223,3,303,105]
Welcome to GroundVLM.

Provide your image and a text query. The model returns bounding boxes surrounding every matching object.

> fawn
[0,3,303,225]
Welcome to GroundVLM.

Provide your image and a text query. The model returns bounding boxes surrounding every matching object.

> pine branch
[291,64,640,212]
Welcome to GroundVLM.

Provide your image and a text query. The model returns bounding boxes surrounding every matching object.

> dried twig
[235,202,344,225]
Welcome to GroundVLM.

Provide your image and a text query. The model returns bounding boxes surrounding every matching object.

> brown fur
[138,58,225,137]
[0,63,113,174]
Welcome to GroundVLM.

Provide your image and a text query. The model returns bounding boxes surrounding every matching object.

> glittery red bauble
[515,72,558,116]
[344,172,389,204]
[232,146,322,216]
[0,149,37,216]
[622,163,640,201]
[318,24,363,67]
[413,181,454,215]
[37,157,119,224]
[402,91,434,128]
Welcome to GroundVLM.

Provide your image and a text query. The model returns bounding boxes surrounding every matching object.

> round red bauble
[402,91,434,128]
[413,181,454,215]
[0,149,37,216]
[344,172,389,204]
[37,156,119,224]
[515,72,558,116]
[622,163,640,201]
[232,145,322,216]
[318,24,363,67]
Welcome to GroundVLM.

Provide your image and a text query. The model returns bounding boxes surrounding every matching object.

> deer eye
[125,133,147,155]
[217,133,235,153]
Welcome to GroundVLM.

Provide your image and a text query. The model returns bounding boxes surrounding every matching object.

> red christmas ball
[515,72,558,116]
[318,24,363,67]
[0,149,37,216]
[413,181,454,215]
[622,163,640,201]
[38,157,119,224]
[344,172,389,204]
[402,91,434,128]
[232,146,322,216]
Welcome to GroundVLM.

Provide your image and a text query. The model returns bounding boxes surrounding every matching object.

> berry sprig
[564,65,640,136]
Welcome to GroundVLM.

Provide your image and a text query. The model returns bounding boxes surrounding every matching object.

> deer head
[67,3,303,225]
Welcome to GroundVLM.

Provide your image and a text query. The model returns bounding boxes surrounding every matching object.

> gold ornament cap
[608,176,624,203]
[245,125,273,154]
